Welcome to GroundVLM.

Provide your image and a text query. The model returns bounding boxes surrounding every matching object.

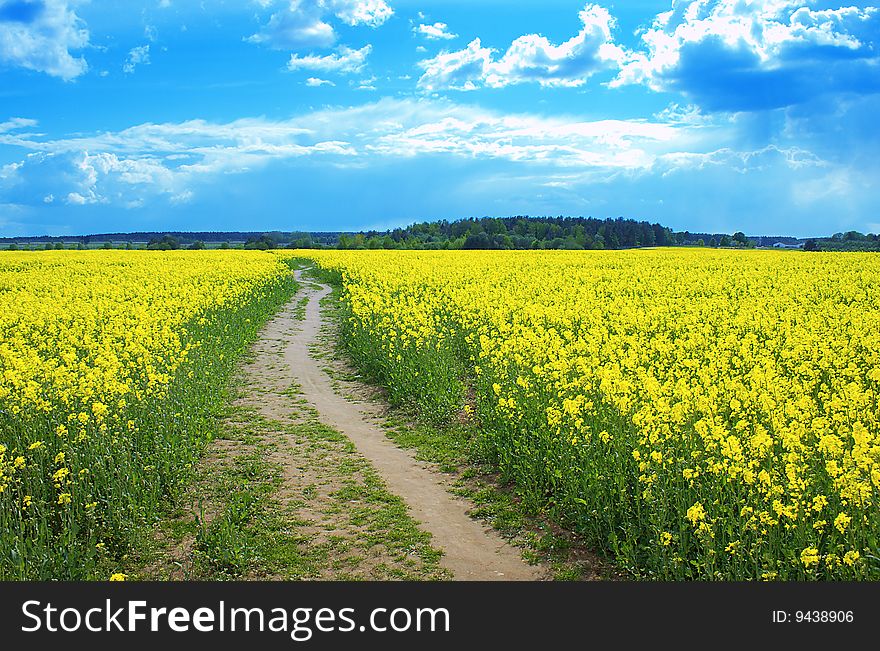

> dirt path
[283,269,544,580]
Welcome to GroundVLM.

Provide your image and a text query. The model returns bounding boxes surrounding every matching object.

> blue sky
[1,0,878,237]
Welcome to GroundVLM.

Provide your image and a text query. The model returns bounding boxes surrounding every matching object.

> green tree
[147,235,181,250]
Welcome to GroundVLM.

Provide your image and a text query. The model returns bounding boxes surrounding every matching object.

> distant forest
[3,216,878,251]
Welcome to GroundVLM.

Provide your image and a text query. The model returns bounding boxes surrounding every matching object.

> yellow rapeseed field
[0,250,295,579]
[291,248,880,580]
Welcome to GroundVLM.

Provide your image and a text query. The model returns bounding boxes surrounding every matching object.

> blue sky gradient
[1,0,878,237]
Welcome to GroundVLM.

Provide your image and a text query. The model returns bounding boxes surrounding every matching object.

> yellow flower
[54,451,65,465]
[834,512,851,534]
[659,532,673,546]
[800,547,820,568]
[28,441,44,451]
[686,502,707,526]
[109,573,127,582]
[57,493,72,505]
[91,401,109,420]
[843,551,860,567]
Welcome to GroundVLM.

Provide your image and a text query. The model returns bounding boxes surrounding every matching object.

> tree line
[340,216,677,250]
[8,217,876,252]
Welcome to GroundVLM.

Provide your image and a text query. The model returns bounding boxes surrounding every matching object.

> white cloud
[5,98,835,212]
[418,38,493,91]
[0,117,38,133]
[123,45,151,74]
[653,103,710,125]
[0,113,363,208]
[418,4,626,91]
[324,0,392,27]
[287,44,371,74]
[354,74,376,90]
[248,0,392,50]
[613,1,880,111]
[170,189,193,204]
[0,99,715,192]
[416,22,457,41]
[0,0,90,80]
[248,0,336,50]
[66,191,90,205]
[305,76,334,86]
[657,145,823,176]
[361,105,687,170]
[0,160,22,180]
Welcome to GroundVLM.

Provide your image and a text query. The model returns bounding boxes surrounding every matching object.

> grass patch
[131,281,448,581]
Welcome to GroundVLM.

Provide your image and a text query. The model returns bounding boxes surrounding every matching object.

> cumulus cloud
[247,0,336,49]
[287,44,371,74]
[0,0,90,80]
[248,0,392,50]
[614,1,880,111]
[123,45,150,74]
[417,38,492,91]
[416,22,457,40]
[418,4,626,91]
[324,0,392,27]
[305,76,334,86]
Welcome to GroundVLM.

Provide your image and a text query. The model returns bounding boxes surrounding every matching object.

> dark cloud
[0,1,45,24]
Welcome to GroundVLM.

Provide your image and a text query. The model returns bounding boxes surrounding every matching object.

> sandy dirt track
[276,269,544,580]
